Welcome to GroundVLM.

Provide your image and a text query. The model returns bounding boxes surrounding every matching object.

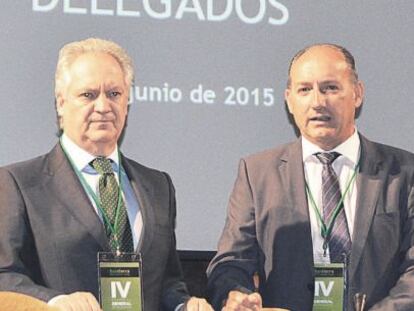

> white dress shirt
[302,130,360,263]
[60,134,143,249]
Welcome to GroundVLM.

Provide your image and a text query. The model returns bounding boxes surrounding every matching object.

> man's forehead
[290,46,350,82]
[70,79,124,90]
[65,52,126,86]
[65,53,116,77]
[296,45,345,61]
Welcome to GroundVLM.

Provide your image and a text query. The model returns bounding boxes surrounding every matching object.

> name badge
[313,263,345,311]
[98,252,143,311]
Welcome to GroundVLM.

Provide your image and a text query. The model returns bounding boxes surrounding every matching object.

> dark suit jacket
[0,144,189,311]
[207,135,414,311]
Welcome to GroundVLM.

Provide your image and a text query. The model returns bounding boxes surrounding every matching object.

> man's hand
[184,297,214,311]
[49,292,101,311]
[222,290,262,311]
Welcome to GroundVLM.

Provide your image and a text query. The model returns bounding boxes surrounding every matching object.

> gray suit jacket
[207,135,414,311]
[0,144,189,311]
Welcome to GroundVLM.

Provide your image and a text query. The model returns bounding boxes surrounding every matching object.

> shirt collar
[60,133,119,172]
[302,129,360,166]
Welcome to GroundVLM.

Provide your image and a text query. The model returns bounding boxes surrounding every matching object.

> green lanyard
[305,162,359,256]
[60,140,124,251]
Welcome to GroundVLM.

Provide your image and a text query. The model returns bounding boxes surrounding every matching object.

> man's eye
[81,92,95,99]
[108,91,121,98]
[298,87,311,93]
[323,85,339,92]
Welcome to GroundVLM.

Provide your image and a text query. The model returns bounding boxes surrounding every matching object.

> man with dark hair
[0,38,212,311]
[207,44,414,310]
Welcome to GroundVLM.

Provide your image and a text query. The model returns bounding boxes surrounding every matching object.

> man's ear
[354,81,365,109]
[56,95,64,117]
[285,88,293,113]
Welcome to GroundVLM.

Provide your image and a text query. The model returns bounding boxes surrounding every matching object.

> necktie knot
[91,157,113,175]
[315,152,341,165]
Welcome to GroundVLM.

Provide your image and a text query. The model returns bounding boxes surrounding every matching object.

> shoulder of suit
[362,137,414,163]
[243,140,298,164]
[360,136,414,177]
[0,151,52,191]
[121,155,171,180]
[1,152,50,177]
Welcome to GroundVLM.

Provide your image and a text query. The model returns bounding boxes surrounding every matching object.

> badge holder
[98,252,143,311]
[313,254,348,311]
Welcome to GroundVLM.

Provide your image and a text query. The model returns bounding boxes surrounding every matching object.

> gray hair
[55,37,134,97]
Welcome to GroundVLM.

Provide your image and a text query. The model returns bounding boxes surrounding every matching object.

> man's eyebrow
[320,79,340,84]
[75,87,98,93]
[107,85,124,90]
[105,82,125,89]
[294,81,313,86]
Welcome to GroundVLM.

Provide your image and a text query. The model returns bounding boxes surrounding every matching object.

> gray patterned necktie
[315,152,352,262]
[91,157,133,253]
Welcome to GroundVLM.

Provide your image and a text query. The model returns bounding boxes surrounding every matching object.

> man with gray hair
[0,38,212,311]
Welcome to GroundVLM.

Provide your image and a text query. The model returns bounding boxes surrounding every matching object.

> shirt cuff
[48,294,67,305]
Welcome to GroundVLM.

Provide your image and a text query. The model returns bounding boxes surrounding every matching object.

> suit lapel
[46,144,109,250]
[121,156,155,255]
[348,135,384,279]
[277,136,385,280]
[280,140,314,266]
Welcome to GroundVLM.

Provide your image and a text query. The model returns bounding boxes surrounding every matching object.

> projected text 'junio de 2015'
[130,83,275,107]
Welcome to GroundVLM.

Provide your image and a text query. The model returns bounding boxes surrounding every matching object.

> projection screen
[0,1,413,250]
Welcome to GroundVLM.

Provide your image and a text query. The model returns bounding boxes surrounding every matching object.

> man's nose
[310,88,326,109]
[94,94,111,112]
